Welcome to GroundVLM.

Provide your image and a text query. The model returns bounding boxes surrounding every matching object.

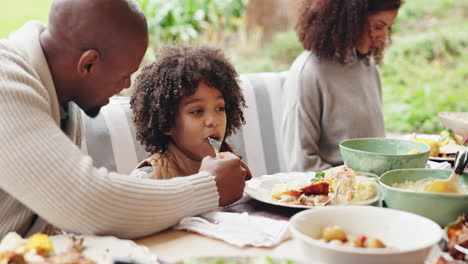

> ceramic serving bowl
[339,138,430,176]
[289,206,442,264]
[379,169,468,227]
[439,112,468,138]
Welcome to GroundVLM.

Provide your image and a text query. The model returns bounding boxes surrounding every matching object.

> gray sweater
[0,21,219,239]
[281,51,385,172]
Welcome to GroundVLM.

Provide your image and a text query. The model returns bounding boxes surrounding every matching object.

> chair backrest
[82,71,287,176]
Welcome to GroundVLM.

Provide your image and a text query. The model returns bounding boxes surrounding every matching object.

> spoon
[423,150,468,194]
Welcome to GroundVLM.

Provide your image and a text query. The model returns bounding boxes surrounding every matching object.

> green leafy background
[2,0,467,134]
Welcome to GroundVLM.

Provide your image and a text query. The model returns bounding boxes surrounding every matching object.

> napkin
[426,160,452,170]
[173,211,291,247]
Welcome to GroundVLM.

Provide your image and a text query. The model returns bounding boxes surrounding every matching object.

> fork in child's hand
[207,137,222,157]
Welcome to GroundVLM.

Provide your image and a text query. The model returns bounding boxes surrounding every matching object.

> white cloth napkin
[173,211,291,247]
[426,160,452,170]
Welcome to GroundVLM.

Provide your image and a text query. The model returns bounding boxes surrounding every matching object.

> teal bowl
[339,138,430,176]
[380,169,468,227]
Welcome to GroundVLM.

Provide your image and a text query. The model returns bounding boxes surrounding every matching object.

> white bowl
[289,206,442,264]
[439,112,468,137]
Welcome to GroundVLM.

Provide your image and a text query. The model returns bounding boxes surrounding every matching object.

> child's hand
[200,152,246,206]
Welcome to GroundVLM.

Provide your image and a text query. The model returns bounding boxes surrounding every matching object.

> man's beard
[84,106,102,118]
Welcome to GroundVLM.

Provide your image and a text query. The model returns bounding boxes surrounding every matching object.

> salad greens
[311,171,325,184]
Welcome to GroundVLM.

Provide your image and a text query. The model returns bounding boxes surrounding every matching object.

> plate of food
[410,129,468,162]
[439,112,468,138]
[426,213,468,264]
[0,232,158,264]
[244,167,380,209]
[441,213,468,263]
[428,156,456,162]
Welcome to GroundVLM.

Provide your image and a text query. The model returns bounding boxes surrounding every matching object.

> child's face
[167,81,227,161]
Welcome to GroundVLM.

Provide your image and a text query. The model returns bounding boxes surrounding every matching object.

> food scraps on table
[0,232,95,264]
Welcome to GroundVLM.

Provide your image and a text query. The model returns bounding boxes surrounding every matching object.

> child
[130,45,252,180]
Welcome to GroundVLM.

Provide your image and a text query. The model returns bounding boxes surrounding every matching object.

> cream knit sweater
[0,21,219,239]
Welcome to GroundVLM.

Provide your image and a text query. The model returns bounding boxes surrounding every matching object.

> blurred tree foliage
[381,0,468,133]
[136,0,247,57]
[137,0,468,134]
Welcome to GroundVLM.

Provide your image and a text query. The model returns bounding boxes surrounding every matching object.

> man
[0,0,246,239]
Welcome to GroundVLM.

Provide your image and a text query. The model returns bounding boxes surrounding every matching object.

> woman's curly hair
[296,0,402,65]
[130,45,246,154]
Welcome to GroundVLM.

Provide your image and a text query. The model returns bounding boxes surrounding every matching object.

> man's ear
[77,49,100,75]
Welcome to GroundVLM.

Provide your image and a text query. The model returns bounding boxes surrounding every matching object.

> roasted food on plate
[445,214,468,261]
[271,167,377,206]
[411,129,468,158]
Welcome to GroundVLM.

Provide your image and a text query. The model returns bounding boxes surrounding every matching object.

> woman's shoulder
[290,51,337,77]
[287,51,324,87]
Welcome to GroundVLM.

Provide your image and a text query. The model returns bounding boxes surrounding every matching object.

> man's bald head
[41,0,148,117]
[48,0,147,59]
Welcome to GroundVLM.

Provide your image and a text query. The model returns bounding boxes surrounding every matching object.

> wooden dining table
[135,195,312,263]
[135,192,448,263]
[133,160,464,264]
[136,229,305,263]
[135,193,447,264]
[134,157,466,263]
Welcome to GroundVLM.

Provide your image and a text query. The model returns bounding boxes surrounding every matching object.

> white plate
[244,172,380,209]
[51,235,158,264]
[429,156,455,162]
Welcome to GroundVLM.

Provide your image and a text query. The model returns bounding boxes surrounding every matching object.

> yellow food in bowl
[407,149,421,155]
[410,137,440,157]
[392,179,468,194]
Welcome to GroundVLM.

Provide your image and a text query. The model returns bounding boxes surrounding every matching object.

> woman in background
[281,0,403,172]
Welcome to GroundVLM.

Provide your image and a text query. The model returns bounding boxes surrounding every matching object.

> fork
[207,137,222,157]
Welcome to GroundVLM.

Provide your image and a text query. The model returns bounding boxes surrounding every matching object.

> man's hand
[199,152,247,206]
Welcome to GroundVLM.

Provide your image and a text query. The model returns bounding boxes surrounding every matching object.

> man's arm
[0,56,223,239]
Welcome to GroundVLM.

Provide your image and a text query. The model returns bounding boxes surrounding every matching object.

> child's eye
[217,106,225,112]
[190,109,203,115]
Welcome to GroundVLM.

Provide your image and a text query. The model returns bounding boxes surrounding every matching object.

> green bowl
[380,169,468,227]
[339,138,430,176]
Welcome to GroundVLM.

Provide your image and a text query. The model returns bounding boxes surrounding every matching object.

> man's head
[40,0,148,117]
